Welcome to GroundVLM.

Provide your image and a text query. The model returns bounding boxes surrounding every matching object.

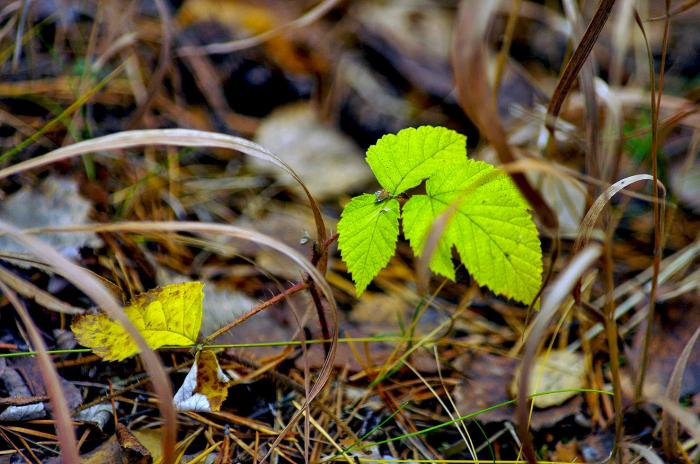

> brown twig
[204,282,309,344]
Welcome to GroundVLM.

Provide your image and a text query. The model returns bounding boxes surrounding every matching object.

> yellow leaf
[194,350,230,412]
[173,350,230,412]
[71,282,204,361]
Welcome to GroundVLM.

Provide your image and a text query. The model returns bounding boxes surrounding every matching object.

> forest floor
[0,1,699,463]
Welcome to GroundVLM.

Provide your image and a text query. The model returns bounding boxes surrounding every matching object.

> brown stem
[634,1,669,404]
[305,232,339,355]
[204,282,309,343]
[307,282,331,355]
[603,237,624,464]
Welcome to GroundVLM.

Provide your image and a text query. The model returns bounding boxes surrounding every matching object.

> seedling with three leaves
[337,125,542,305]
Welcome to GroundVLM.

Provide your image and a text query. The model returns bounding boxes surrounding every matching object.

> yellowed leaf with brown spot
[71,282,204,361]
[194,350,230,412]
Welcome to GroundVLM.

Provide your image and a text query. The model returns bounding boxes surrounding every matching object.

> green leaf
[366,126,466,196]
[337,194,400,296]
[402,195,455,280]
[402,160,542,304]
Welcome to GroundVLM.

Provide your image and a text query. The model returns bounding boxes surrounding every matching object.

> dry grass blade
[561,0,601,182]
[661,324,700,460]
[0,265,83,314]
[573,174,665,252]
[651,396,700,450]
[451,0,557,230]
[516,244,602,464]
[546,0,616,132]
[624,443,665,464]
[128,0,172,127]
[648,0,700,20]
[0,280,80,463]
[0,221,178,464]
[633,1,669,406]
[177,0,340,56]
[0,129,327,245]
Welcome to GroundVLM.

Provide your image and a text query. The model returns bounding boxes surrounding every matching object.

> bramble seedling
[337,126,542,304]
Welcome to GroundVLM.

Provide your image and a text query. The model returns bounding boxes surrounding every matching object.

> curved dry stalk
[571,173,666,464]
[0,221,178,464]
[516,244,602,464]
[10,220,339,461]
[0,128,327,245]
[176,0,340,56]
[573,174,666,253]
[0,280,80,463]
[624,443,665,464]
[0,265,83,314]
[661,325,700,460]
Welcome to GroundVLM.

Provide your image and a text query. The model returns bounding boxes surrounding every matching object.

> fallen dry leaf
[71,282,204,361]
[511,350,587,408]
[174,350,230,412]
[77,424,153,464]
[194,350,231,411]
[252,103,373,200]
[627,293,700,398]
[454,352,584,429]
[0,175,101,259]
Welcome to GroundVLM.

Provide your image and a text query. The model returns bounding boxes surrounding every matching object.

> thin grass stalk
[633,2,669,403]
[128,0,172,127]
[602,231,624,464]
[204,282,309,343]
[561,0,601,186]
[515,244,602,464]
[0,280,80,463]
[177,0,341,56]
[493,0,522,95]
